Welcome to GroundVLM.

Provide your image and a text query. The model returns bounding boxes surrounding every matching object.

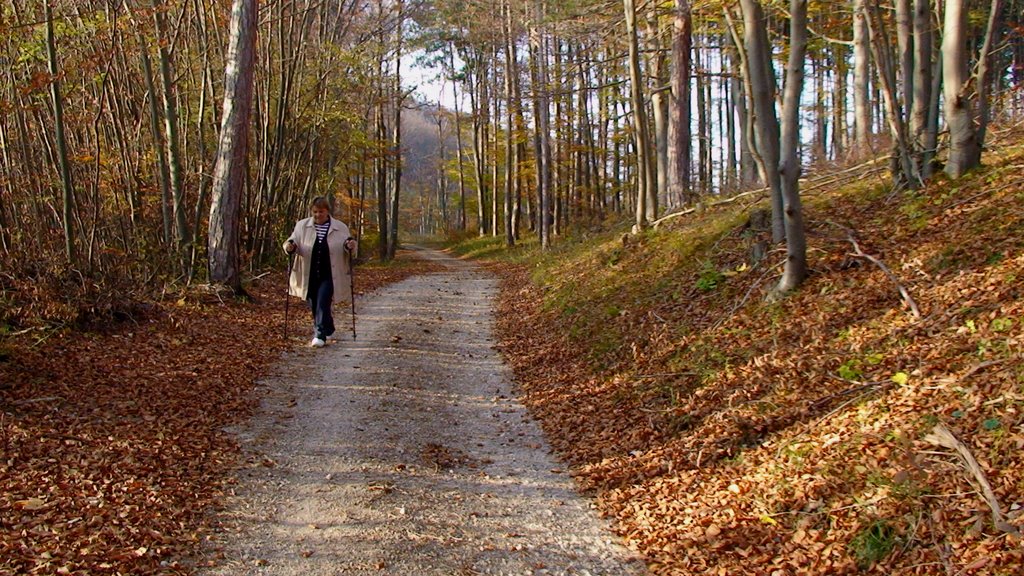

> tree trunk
[867,1,918,188]
[646,3,667,217]
[154,0,189,256]
[208,0,257,292]
[449,44,468,232]
[503,0,516,247]
[138,36,174,247]
[376,100,388,261]
[529,0,553,248]
[911,0,933,176]
[388,1,404,260]
[45,4,76,266]
[695,47,710,197]
[975,0,1005,151]
[624,0,654,233]
[667,2,693,207]
[738,0,783,242]
[852,0,871,152]
[776,0,809,295]
[942,0,981,178]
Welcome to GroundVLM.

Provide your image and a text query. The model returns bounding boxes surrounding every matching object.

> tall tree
[942,0,982,178]
[738,0,784,242]
[208,0,257,292]
[775,0,809,294]
[852,0,872,153]
[502,0,517,247]
[624,0,655,232]
[388,0,405,260]
[45,3,76,266]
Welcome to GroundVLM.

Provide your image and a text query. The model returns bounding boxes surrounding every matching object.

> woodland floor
[0,247,644,575]
[5,143,1024,576]
[490,142,1024,575]
[0,249,446,574]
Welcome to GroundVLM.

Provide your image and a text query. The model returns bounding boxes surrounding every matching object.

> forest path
[201,246,647,576]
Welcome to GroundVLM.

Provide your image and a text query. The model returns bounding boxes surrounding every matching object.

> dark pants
[307,278,334,339]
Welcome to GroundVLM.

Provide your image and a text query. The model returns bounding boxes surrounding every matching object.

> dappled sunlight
[495,145,1024,574]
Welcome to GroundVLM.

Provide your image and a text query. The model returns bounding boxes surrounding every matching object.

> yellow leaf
[759,514,778,526]
[891,372,909,386]
[15,498,45,510]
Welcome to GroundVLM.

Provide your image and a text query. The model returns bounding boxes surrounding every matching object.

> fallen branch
[12,396,64,405]
[831,223,921,319]
[812,376,893,411]
[711,257,785,331]
[924,423,1018,535]
[651,157,891,230]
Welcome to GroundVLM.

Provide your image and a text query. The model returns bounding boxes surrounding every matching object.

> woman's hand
[344,238,357,252]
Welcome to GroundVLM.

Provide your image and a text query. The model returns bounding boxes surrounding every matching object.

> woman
[284,197,358,347]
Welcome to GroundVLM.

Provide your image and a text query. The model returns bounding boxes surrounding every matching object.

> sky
[400,49,466,110]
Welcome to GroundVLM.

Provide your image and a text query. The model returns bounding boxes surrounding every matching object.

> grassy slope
[479,144,1024,575]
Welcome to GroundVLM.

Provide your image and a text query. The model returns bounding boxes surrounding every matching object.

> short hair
[311,196,331,211]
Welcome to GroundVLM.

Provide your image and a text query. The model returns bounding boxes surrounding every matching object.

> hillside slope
[493,143,1024,574]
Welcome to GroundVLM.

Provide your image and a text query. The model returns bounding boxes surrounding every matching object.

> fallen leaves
[0,250,444,574]
[493,145,1024,575]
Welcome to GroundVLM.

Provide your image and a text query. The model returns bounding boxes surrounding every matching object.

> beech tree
[943,0,1005,178]
[667,0,693,207]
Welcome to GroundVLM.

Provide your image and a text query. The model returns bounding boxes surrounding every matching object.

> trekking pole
[347,248,356,340]
[284,243,295,341]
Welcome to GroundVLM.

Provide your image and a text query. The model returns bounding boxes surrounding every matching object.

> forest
[0,0,1020,311]
[2,0,1024,573]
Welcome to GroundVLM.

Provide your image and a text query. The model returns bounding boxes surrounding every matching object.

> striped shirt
[314,220,330,243]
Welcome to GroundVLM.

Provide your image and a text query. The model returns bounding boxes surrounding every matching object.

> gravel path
[201,247,647,576]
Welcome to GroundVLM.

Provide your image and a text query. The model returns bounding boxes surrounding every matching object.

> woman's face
[312,206,330,225]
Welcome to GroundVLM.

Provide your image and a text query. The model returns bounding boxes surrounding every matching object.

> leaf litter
[0,251,445,575]
[493,145,1024,574]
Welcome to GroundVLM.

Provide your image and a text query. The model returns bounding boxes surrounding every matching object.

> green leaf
[891,372,909,386]
[983,418,1001,431]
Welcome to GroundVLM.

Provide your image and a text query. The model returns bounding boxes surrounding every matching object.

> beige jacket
[284,216,356,303]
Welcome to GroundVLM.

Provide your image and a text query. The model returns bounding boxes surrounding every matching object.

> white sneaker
[310,337,326,348]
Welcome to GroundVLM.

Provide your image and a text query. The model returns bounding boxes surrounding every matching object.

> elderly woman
[284,197,358,347]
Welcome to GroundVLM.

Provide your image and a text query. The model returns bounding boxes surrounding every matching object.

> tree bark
[388,0,404,260]
[154,0,189,255]
[624,0,654,233]
[503,0,516,247]
[852,0,871,152]
[911,0,933,176]
[942,0,982,178]
[776,0,809,295]
[45,3,76,266]
[449,44,468,232]
[208,0,257,292]
[667,1,693,207]
[738,0,783,242]
[646,3,666,218]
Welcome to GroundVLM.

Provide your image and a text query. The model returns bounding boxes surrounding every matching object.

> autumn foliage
[495,143,1024,574]
[0,254,444,574]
